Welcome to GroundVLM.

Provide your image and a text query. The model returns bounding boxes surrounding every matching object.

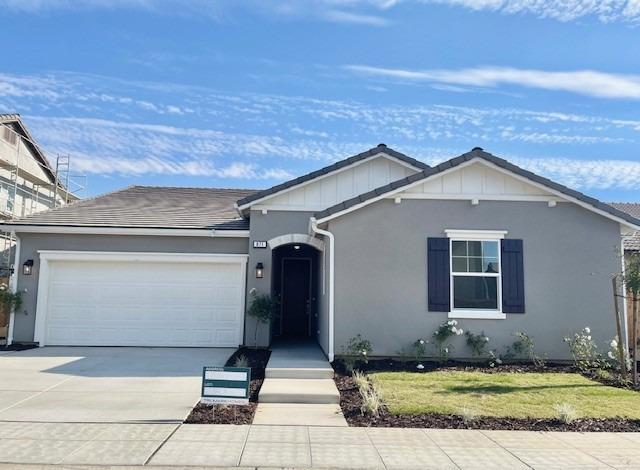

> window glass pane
[452,241,467,256]
[468,241,482,256]
[468,257,483,272]
[452,257,467,272]
[483,258,499,273]
[453,276,498,309]
[482,241,498,258]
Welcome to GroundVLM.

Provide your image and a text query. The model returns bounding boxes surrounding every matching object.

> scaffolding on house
[0,124,86,279]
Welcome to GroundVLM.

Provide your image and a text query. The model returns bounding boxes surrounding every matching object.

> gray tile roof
[609,203,640,251]
[236,144,430,208]
[5,186,256,230]
[314,147,640,231]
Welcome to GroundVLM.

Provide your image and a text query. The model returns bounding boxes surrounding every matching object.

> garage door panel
[42,257,245,347]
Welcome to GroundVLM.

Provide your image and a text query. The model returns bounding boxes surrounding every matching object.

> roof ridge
[235,144,430,208]
[130,185,258,192]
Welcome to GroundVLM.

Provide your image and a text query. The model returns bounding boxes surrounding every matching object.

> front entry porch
[255,339,346,426]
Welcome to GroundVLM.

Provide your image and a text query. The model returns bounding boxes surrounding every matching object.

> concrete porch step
[259,378,340,404]
[253,403,347,426]
[266,366,334,379]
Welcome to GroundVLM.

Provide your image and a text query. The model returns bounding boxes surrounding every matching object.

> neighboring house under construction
[0,113,79,342]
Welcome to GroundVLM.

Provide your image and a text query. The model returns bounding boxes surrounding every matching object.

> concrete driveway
[0,347,234,423]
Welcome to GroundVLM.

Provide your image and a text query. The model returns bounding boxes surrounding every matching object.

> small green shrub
[360,384,383,416]
[234,354,249,368]
[341,334,373,373]
[0,284,22,311]
[554,402,579,424]
[607,336,632,373]
[352,370,369,393]
[505,331,546,368]
[563,327,606,372]
[433,320,463,362]
[460,407,477,424]
[465,331,490,357]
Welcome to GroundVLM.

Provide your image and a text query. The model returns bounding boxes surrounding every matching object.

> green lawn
[369,371,640,419]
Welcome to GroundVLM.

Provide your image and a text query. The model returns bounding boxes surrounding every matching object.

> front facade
[3,145,639,361]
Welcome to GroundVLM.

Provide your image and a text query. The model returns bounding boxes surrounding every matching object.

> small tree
[623,252,640,386]
[246,288,277,348]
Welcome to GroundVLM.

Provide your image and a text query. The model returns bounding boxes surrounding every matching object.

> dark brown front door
[281,258,311,337]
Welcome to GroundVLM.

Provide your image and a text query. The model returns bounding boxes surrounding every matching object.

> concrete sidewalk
[1,422,640,468]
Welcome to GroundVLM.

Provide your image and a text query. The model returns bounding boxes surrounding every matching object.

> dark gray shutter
[428,237,450,312]
[501,239,525,313]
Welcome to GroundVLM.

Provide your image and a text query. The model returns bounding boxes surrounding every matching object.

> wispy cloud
[513,157,640,191]
[345,65,640,100]
[322,9,390,25]
[423,0,640,24]
[2,71,639,192]
[3,0,639,24]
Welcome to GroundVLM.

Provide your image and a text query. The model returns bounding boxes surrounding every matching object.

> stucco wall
[246,210,318,347]
[12,233,248,343]
[329,199,622,361]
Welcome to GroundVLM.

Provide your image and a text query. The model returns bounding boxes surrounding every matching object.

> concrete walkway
[256,341,346,426]
[0,422,639,468]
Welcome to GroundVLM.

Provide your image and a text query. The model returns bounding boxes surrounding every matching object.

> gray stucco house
[2,145,639,361]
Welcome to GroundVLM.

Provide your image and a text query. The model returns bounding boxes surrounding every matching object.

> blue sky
[1,1,640,201]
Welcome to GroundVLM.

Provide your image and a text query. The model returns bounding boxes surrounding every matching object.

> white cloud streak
[3,0,639,23]
[345,65,640,100]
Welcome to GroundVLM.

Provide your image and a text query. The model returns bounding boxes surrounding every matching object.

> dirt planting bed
[184,347,270,425]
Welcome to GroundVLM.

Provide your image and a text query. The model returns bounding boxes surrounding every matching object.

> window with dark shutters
[501,239,525,313]
[428,237,450,312]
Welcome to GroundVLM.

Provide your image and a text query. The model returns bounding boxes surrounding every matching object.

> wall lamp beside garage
[22,259,34,276]
[255,262,264,279]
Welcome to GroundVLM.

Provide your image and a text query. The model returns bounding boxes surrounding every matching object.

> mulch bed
[184,347,270,425]
[335,361,640,432]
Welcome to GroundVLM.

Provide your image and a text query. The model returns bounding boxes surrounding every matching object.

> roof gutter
[0,225,250,238]
[310,217,335,362]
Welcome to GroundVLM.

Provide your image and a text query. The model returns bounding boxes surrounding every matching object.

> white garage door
[36,252,246,347]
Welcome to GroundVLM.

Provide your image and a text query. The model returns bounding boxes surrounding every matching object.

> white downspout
[7,232,19,346]
[310,217,335,362]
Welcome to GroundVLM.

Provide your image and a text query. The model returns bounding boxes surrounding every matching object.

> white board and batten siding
[254,154,418,211]
[34,252,247,348]
[398,161,558,201]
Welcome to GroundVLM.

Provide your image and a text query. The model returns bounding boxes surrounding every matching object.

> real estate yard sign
[201,366,251,405]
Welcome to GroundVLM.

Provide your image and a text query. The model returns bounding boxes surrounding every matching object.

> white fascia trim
[393,194,565,203]
[315,157,640,231]
[445,229,507,240]
[0,225,250,238]
[37,251,249,264]
[237,152,424,212]
[449,310,506,320]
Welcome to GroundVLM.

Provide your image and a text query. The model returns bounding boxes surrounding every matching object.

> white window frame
[445,230,507,320]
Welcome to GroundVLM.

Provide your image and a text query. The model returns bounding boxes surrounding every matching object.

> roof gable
[401,159,556,200]
[236,144,428,211]
[0,114,57,185]
[314,147,640,231]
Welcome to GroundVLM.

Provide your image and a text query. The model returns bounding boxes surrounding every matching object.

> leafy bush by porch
[370,370,640,419]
